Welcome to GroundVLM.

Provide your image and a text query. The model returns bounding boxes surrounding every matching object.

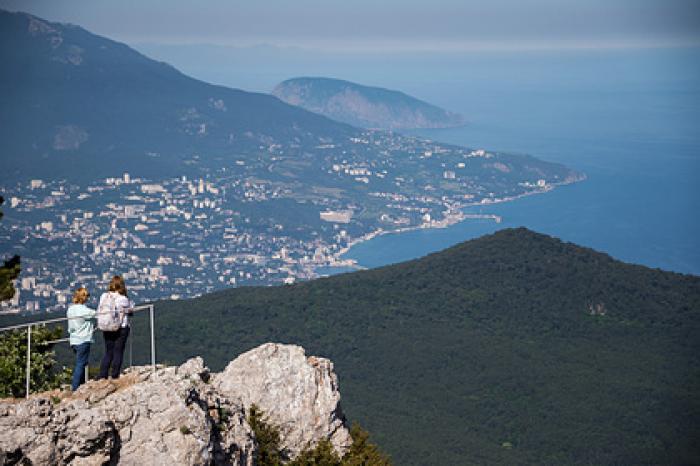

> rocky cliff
[0,343,351,465]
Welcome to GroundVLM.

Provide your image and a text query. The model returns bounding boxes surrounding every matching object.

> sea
[139,44,700,276]
[338,47,700,275]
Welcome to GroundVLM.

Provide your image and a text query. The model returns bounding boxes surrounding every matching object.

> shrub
[247,404,392,466]
[0,325,70,398]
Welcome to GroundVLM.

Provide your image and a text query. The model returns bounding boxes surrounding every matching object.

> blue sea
[338,48,700,275]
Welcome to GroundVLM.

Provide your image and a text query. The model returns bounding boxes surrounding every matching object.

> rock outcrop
[0,343,351,465]
[213,343,351,457]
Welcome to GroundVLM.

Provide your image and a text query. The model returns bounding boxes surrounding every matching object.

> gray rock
[213,343,352,457]
[0,343,351,465]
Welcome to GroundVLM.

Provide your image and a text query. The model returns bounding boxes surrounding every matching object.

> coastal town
[0,131,575,315]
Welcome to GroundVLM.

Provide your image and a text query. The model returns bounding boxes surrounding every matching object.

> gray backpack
[97,293,123,332]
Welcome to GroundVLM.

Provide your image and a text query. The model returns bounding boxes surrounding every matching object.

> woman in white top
[98,275,134,379]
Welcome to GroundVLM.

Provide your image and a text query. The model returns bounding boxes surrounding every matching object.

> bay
[342,48,700,275]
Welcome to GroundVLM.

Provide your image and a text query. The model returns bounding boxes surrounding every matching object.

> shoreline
[322,174,586,273]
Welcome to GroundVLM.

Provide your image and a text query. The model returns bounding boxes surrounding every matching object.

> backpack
[97,293,124,332]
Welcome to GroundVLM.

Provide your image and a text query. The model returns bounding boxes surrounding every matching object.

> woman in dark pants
[98,275,134,379]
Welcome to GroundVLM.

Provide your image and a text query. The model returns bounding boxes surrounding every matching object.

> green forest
[3,228,699,464]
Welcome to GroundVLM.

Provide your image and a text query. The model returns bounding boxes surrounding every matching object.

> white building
[141,184,165,194]
[21,277,36,290]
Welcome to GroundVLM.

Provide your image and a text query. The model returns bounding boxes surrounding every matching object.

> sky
[1,0,699,51]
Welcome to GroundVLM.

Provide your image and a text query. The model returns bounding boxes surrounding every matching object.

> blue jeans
[71,342,91,391]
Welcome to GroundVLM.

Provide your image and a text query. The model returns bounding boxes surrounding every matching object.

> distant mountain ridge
[272,77,465,130]
[0,10,354,181]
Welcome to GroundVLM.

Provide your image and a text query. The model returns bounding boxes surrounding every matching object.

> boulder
[0,343,350,465]
[213,343,352,457]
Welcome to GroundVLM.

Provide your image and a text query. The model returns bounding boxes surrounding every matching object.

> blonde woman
[67,287,96,391]
[98,275,134,379]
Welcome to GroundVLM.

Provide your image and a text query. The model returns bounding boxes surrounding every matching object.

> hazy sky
[1,0,699,50]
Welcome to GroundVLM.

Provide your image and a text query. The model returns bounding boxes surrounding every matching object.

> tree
[289,439,340,466]
[0,196,21,301]
[341,423,392,466]
[0,325,70,398]
[248,403,288,465]
[0,254,20,302]
[247,404,392,466]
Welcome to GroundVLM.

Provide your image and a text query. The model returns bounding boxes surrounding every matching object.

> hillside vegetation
[144,228,700,465]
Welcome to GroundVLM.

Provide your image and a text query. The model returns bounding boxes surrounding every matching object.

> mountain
[272,77,465,130]
[138,228,698,465]
[0,10,354,181]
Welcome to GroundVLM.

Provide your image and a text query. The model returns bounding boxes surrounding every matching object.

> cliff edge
[0,343,351,465]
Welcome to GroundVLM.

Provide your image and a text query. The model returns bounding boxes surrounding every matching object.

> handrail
[0,303,156,398]
[0,303,154,332]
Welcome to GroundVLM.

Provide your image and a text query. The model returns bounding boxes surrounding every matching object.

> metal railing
[0,303,156,398]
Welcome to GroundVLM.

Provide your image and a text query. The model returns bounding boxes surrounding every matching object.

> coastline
[324,173,586,272]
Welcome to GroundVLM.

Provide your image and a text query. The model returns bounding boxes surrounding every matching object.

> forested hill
[149,228,700,465]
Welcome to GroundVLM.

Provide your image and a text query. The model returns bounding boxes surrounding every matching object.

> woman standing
[67,287,96,391]
[98,275,134,379]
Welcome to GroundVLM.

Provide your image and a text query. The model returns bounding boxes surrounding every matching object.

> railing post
[25,325,31,399]
[149,304,156,374]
